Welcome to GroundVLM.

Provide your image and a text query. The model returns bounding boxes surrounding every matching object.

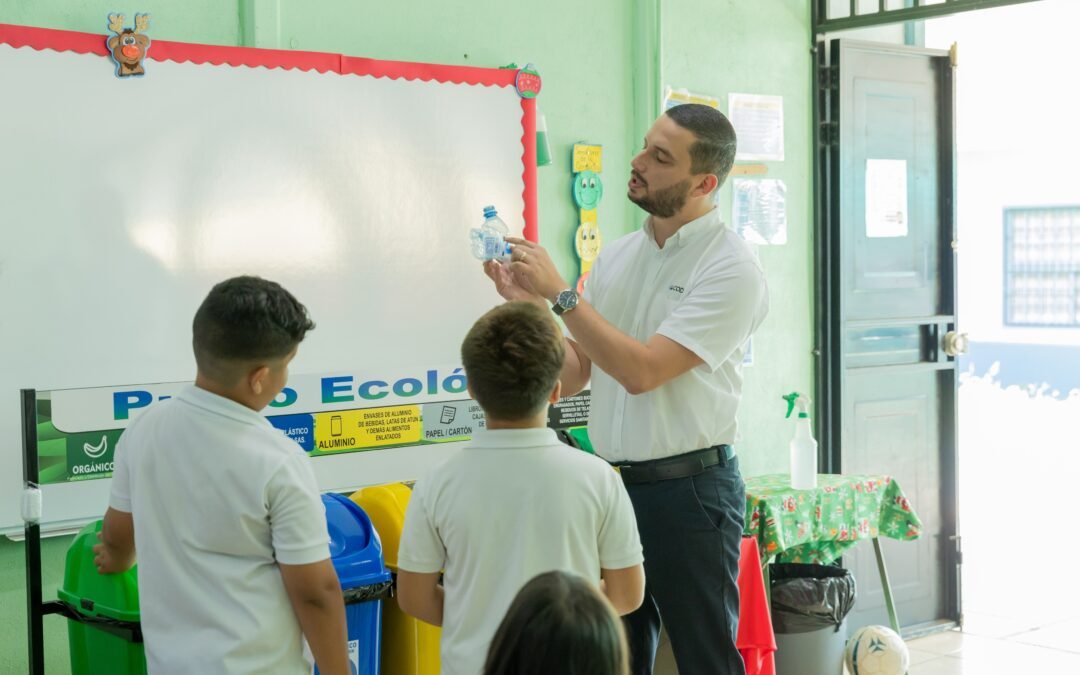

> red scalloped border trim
[0,22,538,240]
[520,97,539,243]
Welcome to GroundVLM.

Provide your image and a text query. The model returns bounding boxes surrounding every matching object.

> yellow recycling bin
[352,482,441,675]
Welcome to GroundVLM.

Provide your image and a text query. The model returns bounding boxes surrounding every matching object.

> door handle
[942,331,969,357]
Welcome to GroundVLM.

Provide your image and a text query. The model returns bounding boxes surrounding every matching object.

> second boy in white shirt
[397,301,645,675]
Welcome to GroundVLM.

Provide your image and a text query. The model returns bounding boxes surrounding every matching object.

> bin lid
[322,493,391,590]
[350,482,413,571]
[58,520,141,623]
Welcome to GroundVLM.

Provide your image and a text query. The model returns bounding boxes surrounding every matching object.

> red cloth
[738,537,777,675]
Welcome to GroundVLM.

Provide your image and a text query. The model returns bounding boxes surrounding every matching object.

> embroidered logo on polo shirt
[668,285,685,294]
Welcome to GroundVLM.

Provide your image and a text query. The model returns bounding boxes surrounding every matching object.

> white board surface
[0,34,531,535]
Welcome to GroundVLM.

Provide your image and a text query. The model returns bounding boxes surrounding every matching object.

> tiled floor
[898,619,1080,674]
[654,595,1080,674]
[655,618,1080,674]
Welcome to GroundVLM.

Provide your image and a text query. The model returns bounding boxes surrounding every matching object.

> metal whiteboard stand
[22,388,142,675]
[23,388,46,675]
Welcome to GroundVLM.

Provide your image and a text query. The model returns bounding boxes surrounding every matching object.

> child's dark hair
[460,301,565,420]
[192,275,315,382]
[483,571,629,675]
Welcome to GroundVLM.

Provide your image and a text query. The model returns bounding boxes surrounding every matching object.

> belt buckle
[615,462,645,484]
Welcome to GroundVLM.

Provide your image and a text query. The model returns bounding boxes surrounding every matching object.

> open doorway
[814,0,1080,671]
[922,0,1080,654]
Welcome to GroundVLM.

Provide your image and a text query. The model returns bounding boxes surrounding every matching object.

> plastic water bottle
[469,205,513,262]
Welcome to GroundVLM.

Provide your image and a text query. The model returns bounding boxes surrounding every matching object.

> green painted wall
[0,0,812,671]
[661,0,814,478]
[0,0,240,45]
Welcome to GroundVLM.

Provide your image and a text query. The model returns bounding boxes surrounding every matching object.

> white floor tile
[1008,618,1080,654]
[958,611,1043,640]
[907,656,965,675]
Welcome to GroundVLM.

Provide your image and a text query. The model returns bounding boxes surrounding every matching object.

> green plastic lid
[567,426,594,454]
[58,520,141,623]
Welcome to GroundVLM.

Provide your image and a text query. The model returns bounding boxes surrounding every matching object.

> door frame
[812,36,962,627]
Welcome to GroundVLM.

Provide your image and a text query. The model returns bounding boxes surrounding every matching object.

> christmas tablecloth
[744,474,922,564]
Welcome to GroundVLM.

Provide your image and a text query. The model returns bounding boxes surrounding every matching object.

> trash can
[321,493,394,675]
[58,520,146,675]
[351,483,442,675]
[770,563,856,675]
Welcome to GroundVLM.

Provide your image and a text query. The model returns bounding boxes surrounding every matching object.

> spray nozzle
[783,392,811,419]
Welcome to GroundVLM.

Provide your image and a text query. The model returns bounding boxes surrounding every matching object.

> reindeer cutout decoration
[106,13,151,78]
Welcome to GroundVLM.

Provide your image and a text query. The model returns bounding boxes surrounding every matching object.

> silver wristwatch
[552,288,579,316]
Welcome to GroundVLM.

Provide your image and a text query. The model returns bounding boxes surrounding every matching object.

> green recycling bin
[58,520,146,675]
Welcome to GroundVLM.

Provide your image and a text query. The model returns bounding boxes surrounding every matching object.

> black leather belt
[614,445,735,485]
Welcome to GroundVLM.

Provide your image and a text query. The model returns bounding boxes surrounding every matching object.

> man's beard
[628,178,692,218]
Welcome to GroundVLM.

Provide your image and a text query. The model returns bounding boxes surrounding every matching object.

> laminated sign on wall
[729,93,785,162]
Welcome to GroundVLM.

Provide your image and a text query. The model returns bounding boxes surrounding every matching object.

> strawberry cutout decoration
[515,64,542,99]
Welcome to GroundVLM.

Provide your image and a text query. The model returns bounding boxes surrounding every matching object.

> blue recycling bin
[319,493,393,675]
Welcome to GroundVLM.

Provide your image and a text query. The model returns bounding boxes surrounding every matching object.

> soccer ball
[845,625,909,675]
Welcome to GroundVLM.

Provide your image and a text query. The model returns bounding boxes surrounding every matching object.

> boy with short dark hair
[397,301,645,675]
[94,275,350,675]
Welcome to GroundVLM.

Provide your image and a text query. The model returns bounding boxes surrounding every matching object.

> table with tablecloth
[743,474,923,633]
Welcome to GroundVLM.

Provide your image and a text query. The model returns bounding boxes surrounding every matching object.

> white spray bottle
[783,392,818,490]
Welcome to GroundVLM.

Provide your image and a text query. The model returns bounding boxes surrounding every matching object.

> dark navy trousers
[622,455,746,675]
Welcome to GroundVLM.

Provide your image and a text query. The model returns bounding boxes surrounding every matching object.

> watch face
[557,289,578,309]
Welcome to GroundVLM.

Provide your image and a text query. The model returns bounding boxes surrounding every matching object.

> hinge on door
[818,64,838,90]
[819,121,838,147]
[950,534,963,565]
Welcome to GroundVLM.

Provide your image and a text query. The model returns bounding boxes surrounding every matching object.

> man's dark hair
[665,103,738,187]
[483,571,629,675]
[461,302,565,421]
[192,276,315,382]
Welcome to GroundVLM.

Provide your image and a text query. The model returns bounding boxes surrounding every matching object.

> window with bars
[1003,207,1080,328]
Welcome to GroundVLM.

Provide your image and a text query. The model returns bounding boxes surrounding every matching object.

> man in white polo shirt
[487,104,769,675]
[93,276,350,675]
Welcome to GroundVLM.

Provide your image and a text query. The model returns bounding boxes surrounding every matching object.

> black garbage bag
[770,563,856,634]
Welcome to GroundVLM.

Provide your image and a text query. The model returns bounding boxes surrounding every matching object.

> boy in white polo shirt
[396,301,646,675]
[93,275,350,675]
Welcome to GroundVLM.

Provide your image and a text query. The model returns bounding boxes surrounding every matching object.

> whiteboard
[0,25,538,535]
